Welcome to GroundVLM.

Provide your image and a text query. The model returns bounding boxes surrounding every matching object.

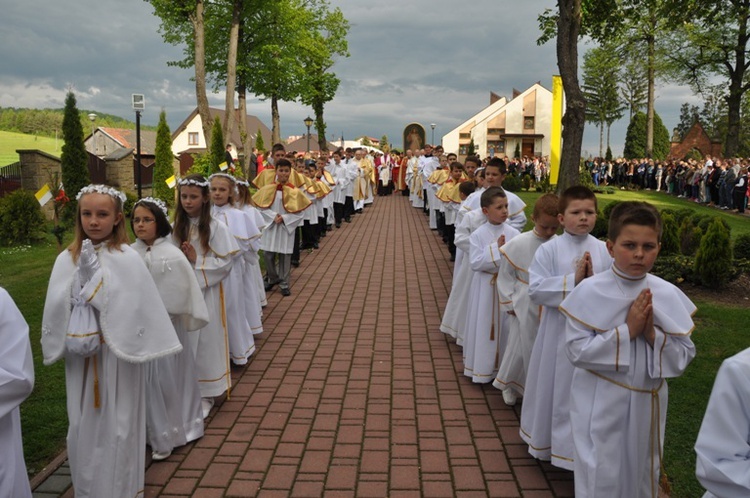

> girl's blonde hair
[68,189,129,262]
[173,174,211,254]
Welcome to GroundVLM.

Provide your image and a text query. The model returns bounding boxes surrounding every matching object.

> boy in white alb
[493,193,560,406]
[561,201,695,496]
[695,347,750,498]
[519,186,612,470]
[252,159,311,296]
[462,187,520,383]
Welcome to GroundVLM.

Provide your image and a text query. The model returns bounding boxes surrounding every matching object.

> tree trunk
[222,0,242,143]
[190,1,212,150]
[313,97,327,152]
[606,122,612,151]
[271,94,281,145]
[725,14,750,157]
[556,0,585,192]
[646,19,656,158]
[599,123,604,158]
[237,81,253,178]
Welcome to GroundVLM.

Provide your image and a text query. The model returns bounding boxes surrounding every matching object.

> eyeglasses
[133,217,156,224]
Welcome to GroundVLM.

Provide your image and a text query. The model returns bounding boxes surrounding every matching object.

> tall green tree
[210,116,225,173]
[60,91,90,221]
[152,110,174,205]
[582,44,626,157]
[676,102,700,140]
[664,0,750,157]
[619,56,648,120]
[623,111,670,159]
[380,135,389,152]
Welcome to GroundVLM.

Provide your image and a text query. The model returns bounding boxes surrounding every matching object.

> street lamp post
[430,123,436,146]
[304,116,314,153]
[88,113,97,155]
[132,94,145,199]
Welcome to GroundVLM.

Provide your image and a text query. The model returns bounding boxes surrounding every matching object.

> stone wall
[669,123,723,160]
[17,149,61,219]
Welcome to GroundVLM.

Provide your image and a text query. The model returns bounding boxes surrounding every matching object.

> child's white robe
[259,192,306,255]
[133,237,209,455]
[462,221,520,383]
[240,204,267,307]
[179,218,238,398]
[493,231,555,395]
[695,347,750,498]
[463,187,528,232]
[0,288,33,498]
[440,209,486,344]
[519,231,611,470]
[560,268,695,497]
[42,245,182,498]
[211,206,258,363]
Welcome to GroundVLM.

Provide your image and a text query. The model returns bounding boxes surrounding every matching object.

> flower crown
[208,172,237,184]
[76,184,127,204]
[134,197,168,216]
[236,179,250,187]
[178,177,209,188]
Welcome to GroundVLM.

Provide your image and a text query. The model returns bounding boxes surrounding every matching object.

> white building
[442,83,553,161]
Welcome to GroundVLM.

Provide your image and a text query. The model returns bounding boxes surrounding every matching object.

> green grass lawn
[0,130,61,166]
[1,189,749,494]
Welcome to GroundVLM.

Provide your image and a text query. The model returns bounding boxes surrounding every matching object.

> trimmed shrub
[660,212,680,255]
[734,233,750,260]
[591,211,609,240]
[693,214,730,237]
[0,190,47,245]
[601,200,623,221]
[694,219,733,287]
[123,192,138,219]
[502,174,522,192]
[679,218,702,256]
[652,255,695,284]
[579,167,595,189]
[521,174,532,191]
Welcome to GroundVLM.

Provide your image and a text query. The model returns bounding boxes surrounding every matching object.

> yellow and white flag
[35,184,52,206]
[218,161,229,171]
[166,175,176,189]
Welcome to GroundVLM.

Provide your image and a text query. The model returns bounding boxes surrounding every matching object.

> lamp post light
[132,94,145,199]
[430,123,436,146]
[88,113,97,155]
[304,116,314,153]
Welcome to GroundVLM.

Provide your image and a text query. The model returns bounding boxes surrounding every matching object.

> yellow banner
[35,184,52,206]
[550,75,563,185]
[166,175,176,188]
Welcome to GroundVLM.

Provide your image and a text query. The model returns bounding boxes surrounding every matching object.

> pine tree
[60,91,90,222]
[152,110,174,206]
[210,116,225,174]
[467,139,476,156]
[694,219,733,287]
[255,127,265,153]
[660,212,680,255]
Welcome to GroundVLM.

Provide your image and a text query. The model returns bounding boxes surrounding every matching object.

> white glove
[78,239,101,284]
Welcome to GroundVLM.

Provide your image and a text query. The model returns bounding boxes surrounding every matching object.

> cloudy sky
[1,0,702,157]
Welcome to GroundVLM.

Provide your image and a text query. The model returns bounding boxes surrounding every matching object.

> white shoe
[201,397,214,419]
[152,450,172,461]
[502,389,517,406]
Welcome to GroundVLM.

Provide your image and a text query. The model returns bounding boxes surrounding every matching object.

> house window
[459,133,471,140]
[188,132,199,146]
[487,128,505,136]
[488,141,505,154]
[524,117,535,130]
[459,145,468,155]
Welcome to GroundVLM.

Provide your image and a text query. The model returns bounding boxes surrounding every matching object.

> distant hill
[0,107,156,141]
[0,130,61,167]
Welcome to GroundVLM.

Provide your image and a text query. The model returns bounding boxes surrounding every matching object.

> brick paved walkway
[35,194,573,497]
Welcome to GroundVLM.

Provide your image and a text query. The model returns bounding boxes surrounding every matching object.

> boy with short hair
[519,186,612,470]
[493,193,560,405]
[462,187,520,383]
[560,201,696,496]
[252,159,311,296]
[436,162,468,260]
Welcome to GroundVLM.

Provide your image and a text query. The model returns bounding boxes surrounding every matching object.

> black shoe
[313,242,319,249]
[281,288,291,296]
[291,260,300,267]
[345,217,352,223]
[264,280,277,292]
[450,254,456,262]
[336,222,341,228]
[327,225,333,230]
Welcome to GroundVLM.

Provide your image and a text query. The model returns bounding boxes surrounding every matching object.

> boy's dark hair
[559,185,597,213]
[459,181,476,197]
[485,157,507,174]
[450,161,464,171]
[608,201,662,242]
[271,143,286,154]
[464,155,481,167]
[480,186,507,208]
[276,158,292,169]
[131,199,172,239]
[533,193,559,219]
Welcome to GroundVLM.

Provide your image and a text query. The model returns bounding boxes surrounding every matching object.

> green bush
[602,200,623,221]
[734,233,750,260]
[694,219,733,287]
[535,173,553,193]
[521,174,532,191]
[0,190,47,245]
[693,214,730,237]
[679,218,703,256]
[123,192,138,218]
[660,212,680,255]
[579,167,595,189]
[652,255,695,284]
[502,174,522,192]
